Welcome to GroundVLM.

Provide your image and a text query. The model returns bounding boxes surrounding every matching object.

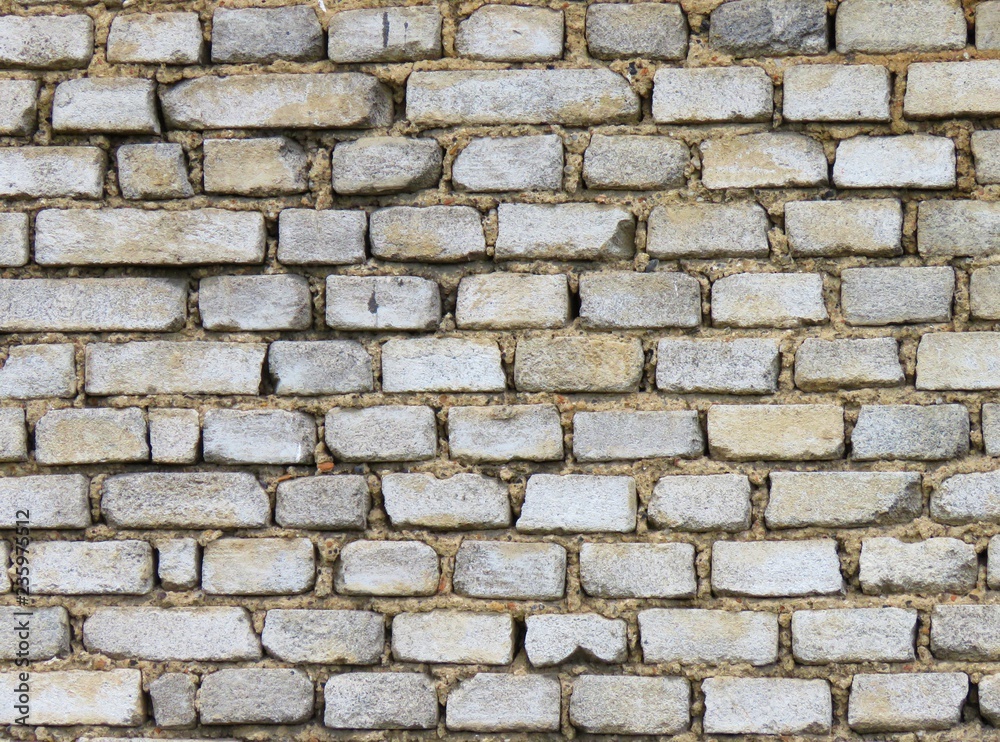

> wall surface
[2,0,1000,737]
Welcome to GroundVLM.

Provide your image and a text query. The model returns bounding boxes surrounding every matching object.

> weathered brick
[325,406,436,462]
[570,675,690,735]
[710,0,827,56]
[0,212,28,267]
[934,470,1000,524]
[455,5,563,62]
[156,538,199,591]
[456,273,569,329]
[407,69,640,126]
[649,474,752,532]
[202,409,316,465]
[370,206,485,262]
[712,273,827,328]
[392,611,515,664]
[518,474,637,534]
[0,344,75,399]
[647,202,770,259]
[203,137,307,196]
[916,332,1000,390]
[35,408,148,465]
[525,614,627,666]
[708,404,844,460]
[834,135,956,188]
[117,143,193,200]
[852,404,969,460]
[860,537,976,594]
[703,133,827,188]
[381,473,510,530]
[842,267,954,325]
[262,609,383,664]
[326,275,440,331]
[203,538,314,596]
[657,338,780,394]
[981,674,1000,726]
[496,203,635,261]
[0,80,37,135]
[52,79,159,134]
[452,135,563,192]
[652,67,772,123]
[199,274,311,331]
[269,340,372,395]
[35,208,265,265]
[86,341,265,395]
[447,674,561,733]
[382,338,505,393]
[161,73,392,129]
[980,1,1000,48]
[335,541,438,597]
[704,677,832,735]
[448,405,562,463]
[573,410,703,461]
[766,471,921,528]
[149,673,196,728]
[454,541,565,600]
[0,147,105,199]
[579,271,700,329]
[972,266,1000,318]
[583,134,688,189]
[580,542,696,598]
[585,2,688,60]
[211,6,323,63]
[848,673,967,732]
[794,337,903,390]
[107,12,203,64]
[792,608,917,663]
[986,404,1000,455]
[640,609,778,665]
[783,64,891,121]
[514,337,644,393]
[32,540,153,595]
[973,131,1000,183]
[279,209,366,265]
[324,673,439,730]
[0,408,25,463]
[275,475,369,530]
[0,670,142,726]
[712,539,843,597]
[931,604,1000,660]
[0,15,94,69]
[0,474,90,529]
[785,198,902,256]
[199,669,313,724]
[837,0,966,53]
[918,200,1000,257]
[332,137,441,196]
[328,7,441,62]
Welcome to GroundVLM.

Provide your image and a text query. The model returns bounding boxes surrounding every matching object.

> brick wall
[1,0,999,736]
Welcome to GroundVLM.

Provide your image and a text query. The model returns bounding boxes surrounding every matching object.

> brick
[381,473,510,530]
[456,273,569,329]
[860,537,976,594]
[0,212,28,267]
[326,275,440,330]
[0,80,37,135]
[204,137,307,196]
[704,132,827,188]
[934,470,1000,524]
[52,79,159,134]
[211,6,322,63]
[496,203,635,261]
[916,332,1000,390]
[452,135,563,192]
[370,205,485,262]
[783,64,891,121]
[200,669,313,725]
[579,271,700,329]
[447,674,561,733]
[448,405,563,463]
[157,538,199,591]
[0,606,67,660]
[199,274,311,331]
[972,266,1000,318]
[0,409,25,463]
[382,338,505,393]
[83,606,261,660]
[793,608,917,663]
[332,137,440,196]
[573,410,703,461]
[456,5,563,61]
[842,267,954,325]
[32,540,152,595]
[275,475,369,530]
[708,404,844,460]
[837,0,965,53]
[0,146,105,199]
[835,135,956,188]
[0,474,89,529]
[712,539,843,597]
[918,201,1000,257]
[767,471,921,528]
[570,676,690,735]
[656,338,780,394]
[785,198,902,257]
[580,542,696,598]
[525,614,627,666]
[35,408,148,465]
[269,340,373,395]
[647,202,770,259]
[711,273,827,327]
[586,2,688,60]
[117,143,192,200]
[514,337,644,392]
[0,670,142,726]
[848,673,967,732]
[328,7,441,62]
[107,12,203,64]
[710,0,827,56]
[454,541,565,600]
[0,344,75,399]
[35,208,265,265]
[262,609,383,664]
[325,406,436,462]
[649,474,752,532]
[102,472,269,529]
[640,609,778,665]
[980,1,1000,48]
[931,604,1000,659]
[652,67,772,123]
[392,611,515,664]
[278,209,366,265]
[203,538,314,596]
[324,673,438,730]
[852,404,969,460]
[203,409,316,465]
[86,341,265,395]
[583,134,688,189]
[161,73,392,129]
[987,404,1000,455]
[407,69,639,126]
[335,540,438,597]
[518,474,637,534]
[974,131,1000,183]
[794,337,903,391]
[0,15,93,69]
[703,677,831,735]
[149,673,196,728]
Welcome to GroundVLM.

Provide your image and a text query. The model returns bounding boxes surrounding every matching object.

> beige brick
[370,206,485,263]
[579,271,700,329]
[701,133,827,189]
[647,202,770,259]
[785,199,902,257]
[455,5,563,62]
[515,337,644,392]
[204,137,308,196]
[328,6,441,62]
[834,135,956,188]
[448,405,563,463]
[107,12,203,64]
[712,273,827,328]
[0,80,38,135]
[708,404,844,460]
[496,203,635,261]
[0,670,143,725]
[202,538,315,596]
[653,67,773,123]
[35,408,148,465]
[456,273,569,329]
[837,0,965,53]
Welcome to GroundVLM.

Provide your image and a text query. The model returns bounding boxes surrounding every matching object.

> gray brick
[785,198,902,256]
[860,537,976,594]
[783,64,891,121]
[496,203,635,261]
[149,673,196,729]
[916,332,1000,390]
[836,0,965,53]
[335,541,438,597]
[203,409,316,465]
[656,338,780,394]
[0,147,104,199]
[0,80,37,135]
[848,672,967,733]
[852,404,969,460]
[0,212,28,267]
[794,337,903,390]
[767,471,921,528]
[583,134,688,189]
[325,406,436,462]
[332,137,441,195]
[456,273,569,329]
[586,2,688,60]
[649,474,752,532]
[712,273,827,327]
[149,409,199,464]
[792,608,917,663]
[117,143,192,200]
[262,609,383,664]
[382,338,505,393]
[573,410,702,461]
[986,404,1000,455]
[328,6,441,62]
[918,201,1000,257]
[202,538,315,596]
[278,209,366,265]
[0,344,75,399]
[518,474,637,534]
[981,674,1000,726]
[640,609,778,665]
[275,475,369,530]
[269,340,372,395]
[515,337,644,393]
[712,539,843,597]
[580,542,696,598]
[32,540,152,595]
[710,0,828,56]
[834,135,956,188]
[0,408,25,463]
[448,404,562,463]
[370,206,485,263]
[392,611,515,664]
[570,675,690,735]
[199,275,311,331]
[157,538,199,591]
[525,614,627,667]
[704,677,832,735]
[456,5,563,62]
[652,67,773,123]
[647,202,770,259]
[0,15,93,69]
[708,404,844,460]
[203,137,307,196]
[324,673,438,730]
[973,131,1000,183]
[579,271,700,329]
[452,135,563,192]
[381,473,510,530]
[842,266,954,325]
[107,12,203,64]
[0,474,89,529]
[972,266,1000,318]
[454,541,565,600]
[933,470,1000,524]
[35,408,148,465]
[199,669,313,725]
[211,6,323,63]
[447,674,561,733]
[52,79,159,134]
[326,275,440,331]
[931,604,1000,660]
[0,669,142,726]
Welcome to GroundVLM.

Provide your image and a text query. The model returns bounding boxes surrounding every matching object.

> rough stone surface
[712,539,843,597]
[332,137,442,195]
[199,274,311,331]
[570,675,690,735]
[711,273,828,328]
[275,475,369,531]
[448,404,563,463]
[324,673,439,730]
[572,410,703,461]
[149,673,196,728]
[794,337,904,390]
[107,12,203,64]
[525,614,627,666]
[933,470,1000,524]
[918,200,1000,257]
[586,2,688,59]
[0,605,68,660]
[326,275,440,330]
[0,344,75,399]
[518,474,637,534]
[328,7,442,62]
[0,15,94,69]
[325,406,436,462]
[649,474,753,532]
[640,609,778,665]
[392,611,515,664]
[701,133,828,189]
[35,408,148,465]
[579,271,700,329]
[452,135,563,192]
[269,340,372,395]
[455,5,564,62]
[834,135,956,188]
[203,137,308,196]
[931,604,1000,660]
[335,541,439,597]
[583,135,688,189]
[0,670,142,725]
[202,538,315,596]
[859,537,977,594]
[580,543,696,598]
[766,471,921,528]
[370,206,485,262]
[0,474,89,529]
[792,608,917,663]
[446,673,561,732]
[0,80,38,135]
[53,78,159,134]
[117,143,193,200]
[848,672,967,732]
[915,332,1000,390]
[381,473,510,530]
[783,64,891,121]
[841,266,954,325]
[31,540,153,595]
[657,338,780,394]
[852,404,969,460]
[382,338,505,393]
[708,404,844,460]
[0,147,105,199]
[454,540,565,600]
[211,6,323,64]
[652,67,773,123]
[456,273,569,329]
[515,337,644,392]
[785,198,902,256]
[496,203,635,261]
[647,202,770,259]
[710,0,828,56]
[703,677,832,735]
[199,669,314,724]
[279,209,366,265]
[837,0,966,53]
[202,409,316,465]
[261,609,383,664]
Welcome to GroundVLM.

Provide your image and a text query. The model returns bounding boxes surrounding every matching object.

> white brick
[583,134,688,190]
[456,273,569,329]
[335,540,438,597]
[331,137,441,195]
[640,609,778,665]
[649,474,752,532]
[931,604,1000,660]
[792,608,917,663]
[585,2,688,60]
[0,344,75,399]
[656,338,780,394]
[496,203,635,261]
[381,473,510,530]
[328,7,441,62]
[53,79,159,134]
[980,1,1000,49]
[382,338,505,393]
[0,15,93,69]
[916,332,1000,390]
[837,0,965,53]
[32,540,152,595]
[202,538,315,596]
[0,474,90,529]
[0,80,37,135]
[834,135,956,188]
[848,673,968,732]
[701,133,827,189]
[446,674,561,732]
[933,470,1000,524]
[712,272,827,328]
[518,474,637,534]
[203,409,315,465]
[107,12,203,64]
[276,475,369,530]
[986,404,1000,456]
[448,404,563,463]
[859,537,977,594]
[766,471,921,528]
[278,209,366,265]
[973,131,1000,183]
[199,274,311,331]
[708,404,844,460]
[783,64,891,121]
[0,669,142,725]
[580,543,696,598]
[35,408,148,465]
[452,135,563,192]
[572,410,703,461]
[454,541,565,600]
[325,406,436,462]
[653,67,772,123]
[794,337,903,390]
[0,147,105,199]
[525,614,627,666]
[852,403,969,460]
[199,669,313,724]
[456,5,563,62]
[392,611,515,664]
[269,340,372,395]
[370,206,485,263]
[262,609,383,664]
[712,539,843,597]
[646,202,770,259]
[785,198,902,256]
[157,538,199,591]
[570,676,690,735]
[704,677,831,735]
[514,337,644,393]
[326,275,440,331]
[0,212,28,267]
[324,673,438,730]
[579,271,700,329]
[0,408,25,463]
